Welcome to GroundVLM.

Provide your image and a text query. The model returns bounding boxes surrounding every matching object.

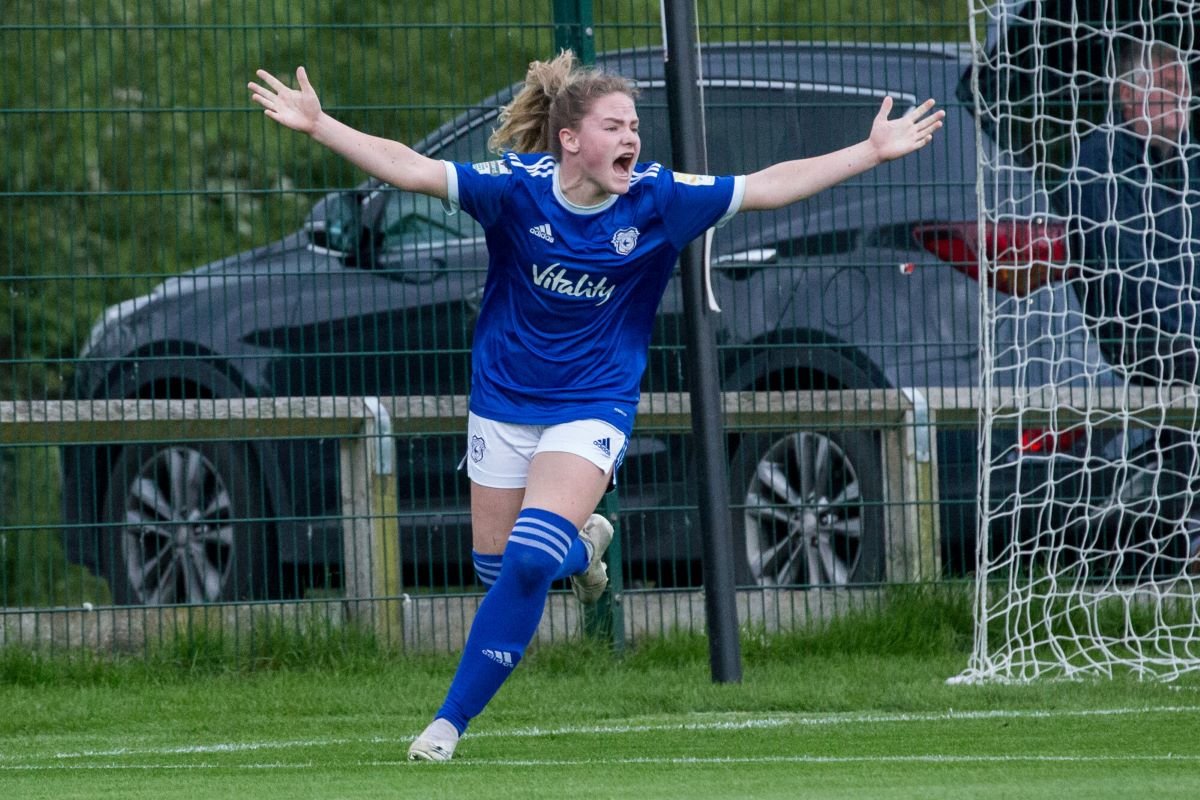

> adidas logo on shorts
[593,437,611,458]
[529,223,554,243]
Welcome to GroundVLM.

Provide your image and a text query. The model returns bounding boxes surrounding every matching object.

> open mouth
[614,153,635,177]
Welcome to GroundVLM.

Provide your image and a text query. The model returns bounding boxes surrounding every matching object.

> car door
[273,184,488,561]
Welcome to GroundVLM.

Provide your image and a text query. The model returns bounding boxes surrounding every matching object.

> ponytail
[489,50,637,159]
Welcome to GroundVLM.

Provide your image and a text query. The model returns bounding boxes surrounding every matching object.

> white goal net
[961,0,1200,681]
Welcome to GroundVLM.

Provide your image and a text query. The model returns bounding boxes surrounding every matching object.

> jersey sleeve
[656,169,746,250]
[441,158,516,229]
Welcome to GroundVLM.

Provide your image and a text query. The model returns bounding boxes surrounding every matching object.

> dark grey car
[63,41,1108,604]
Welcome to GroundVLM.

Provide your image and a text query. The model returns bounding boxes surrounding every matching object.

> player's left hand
[869,97,945,161]
[248,66,323,135]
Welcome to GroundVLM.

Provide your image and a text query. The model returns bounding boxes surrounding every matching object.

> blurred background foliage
[1,0,965,403]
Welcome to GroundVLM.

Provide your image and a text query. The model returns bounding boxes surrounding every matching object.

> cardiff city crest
[611,227,639,256]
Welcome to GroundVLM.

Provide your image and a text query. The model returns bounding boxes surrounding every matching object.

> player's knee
[501,545,558,593]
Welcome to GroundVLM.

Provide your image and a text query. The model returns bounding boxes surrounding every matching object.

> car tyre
[731,428,885,587]
[99,441,274,605]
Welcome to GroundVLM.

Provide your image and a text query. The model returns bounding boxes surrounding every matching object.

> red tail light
[1020,425,1085,454]
[912,219,1073,297]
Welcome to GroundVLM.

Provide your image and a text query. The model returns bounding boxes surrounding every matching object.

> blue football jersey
[444,152,745,437]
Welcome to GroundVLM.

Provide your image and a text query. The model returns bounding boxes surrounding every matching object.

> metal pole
[660,0,742,683]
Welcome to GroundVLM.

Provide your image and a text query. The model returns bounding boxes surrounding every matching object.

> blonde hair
[488,50,638,159]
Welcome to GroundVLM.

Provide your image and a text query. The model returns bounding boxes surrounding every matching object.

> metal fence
[1,1,979,658]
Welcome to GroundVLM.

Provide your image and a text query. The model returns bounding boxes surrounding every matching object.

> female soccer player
[248,51,943,762]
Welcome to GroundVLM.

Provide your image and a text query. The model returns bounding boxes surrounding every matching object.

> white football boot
[571,513,614,604]
[407,718,460,762]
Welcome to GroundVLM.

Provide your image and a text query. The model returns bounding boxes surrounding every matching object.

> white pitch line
[2,705,1197,767]
[4,753,1200,772]
[0,762,313,771]
[44,738,352,760]
[485,705,1200,740]
[439,754,1200,767]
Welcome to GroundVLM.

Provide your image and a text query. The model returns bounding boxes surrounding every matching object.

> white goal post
[960,0,1200,682]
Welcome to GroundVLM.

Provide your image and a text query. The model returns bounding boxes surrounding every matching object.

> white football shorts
[463,412,628,489]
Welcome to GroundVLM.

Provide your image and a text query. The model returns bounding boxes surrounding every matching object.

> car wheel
[731,428,885,587]
[100,441,273,605]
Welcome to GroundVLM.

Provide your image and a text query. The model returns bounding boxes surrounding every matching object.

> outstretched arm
[741,97,945,212]
[248,67,447,199]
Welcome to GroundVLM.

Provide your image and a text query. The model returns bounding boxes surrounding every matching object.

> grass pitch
[2,591,1198,799]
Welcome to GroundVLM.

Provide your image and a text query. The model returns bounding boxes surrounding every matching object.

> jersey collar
[552,163,618,215]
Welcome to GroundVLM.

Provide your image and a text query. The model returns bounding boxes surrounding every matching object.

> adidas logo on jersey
[593,437,612,458]
[529,223,554,243]
[482,648,515,668]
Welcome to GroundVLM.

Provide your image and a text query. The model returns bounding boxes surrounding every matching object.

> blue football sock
[553,537,590,581]
[471,550,503,588]
[472,536,585,590]
[471,538,584,592]
[436,508,577,734]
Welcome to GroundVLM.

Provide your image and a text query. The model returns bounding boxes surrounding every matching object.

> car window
[637,86,880,174]
[378,84,881,255]
[377,115,496,253]
[379,191,483,250]
[790,89,884,157]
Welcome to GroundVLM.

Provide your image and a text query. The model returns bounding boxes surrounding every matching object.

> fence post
[903,388,942,580]
[340,398,401,647]
[553,0,595,62]
[882,389,940,581]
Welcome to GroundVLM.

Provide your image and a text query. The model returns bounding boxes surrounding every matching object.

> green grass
[2,647,1197,799]
[1,588,1198,799]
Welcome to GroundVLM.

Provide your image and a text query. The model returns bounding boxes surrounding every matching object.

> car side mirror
[304,191,363,256]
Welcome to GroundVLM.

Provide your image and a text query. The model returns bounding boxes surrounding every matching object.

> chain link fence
[3,1,981,659]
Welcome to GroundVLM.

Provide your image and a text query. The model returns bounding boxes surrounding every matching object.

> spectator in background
[1069,40,1200,384]
[1068,40,1200,575]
